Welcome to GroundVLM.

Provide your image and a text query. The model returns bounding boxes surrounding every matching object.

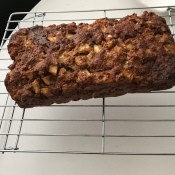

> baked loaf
[5,11,175,108]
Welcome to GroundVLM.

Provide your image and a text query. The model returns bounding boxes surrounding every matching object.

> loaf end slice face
[5,11,175,108]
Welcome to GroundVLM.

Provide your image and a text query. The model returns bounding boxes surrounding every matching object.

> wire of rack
[1,6,175,155]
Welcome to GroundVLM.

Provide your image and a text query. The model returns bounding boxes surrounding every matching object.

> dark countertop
[0,0,40,43]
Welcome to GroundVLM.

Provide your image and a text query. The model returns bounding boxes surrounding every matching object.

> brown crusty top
[5,11,175,107]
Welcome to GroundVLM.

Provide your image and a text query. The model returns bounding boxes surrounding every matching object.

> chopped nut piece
[77,69,91,84]
[87,25,92,30]
[94,73,112,84]
[78,69,90,77]
[58,51,68,63]
[78,44,91,54]
[101,26,107,32]
[164,45,175,55]
[25,71,33,80]
[32,80,40,93]
[42,76,52,85]
[126,44,132,50]
[25,40,32,47]
[49,65,57,76]
[59,68,66,77]
[114,46,122,53]
[82,69,90,75]
[123,71,133,80]
[94,45,101,53]
[48,36,56,42]
[159,34,168,43]
[41,88,52,96]
[146,21,152,24]
[107,34,113,38]
[107,41,114,48]
[66,34,73,39]
[38,58,44,61]
[71,64,78,70]
[75,56,87,66]
[118,38,125,47]
[20,36,27,40]
[145,49,152,55]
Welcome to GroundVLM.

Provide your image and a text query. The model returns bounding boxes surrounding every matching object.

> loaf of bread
[5,11,175,108]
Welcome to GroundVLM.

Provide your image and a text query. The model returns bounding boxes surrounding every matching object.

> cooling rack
[0,6,175,155]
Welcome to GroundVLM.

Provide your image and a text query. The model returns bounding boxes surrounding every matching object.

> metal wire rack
[1,6,175,155]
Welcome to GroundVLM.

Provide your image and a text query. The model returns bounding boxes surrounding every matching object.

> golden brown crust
[5,11,175,108]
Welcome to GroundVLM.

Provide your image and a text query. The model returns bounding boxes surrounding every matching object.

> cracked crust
[5,11,175,108]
